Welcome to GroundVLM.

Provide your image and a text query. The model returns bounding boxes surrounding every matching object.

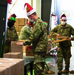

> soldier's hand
[68,37,71,41]
[16,42,23,45]
[57,34,60,37]
[23,41,31,46]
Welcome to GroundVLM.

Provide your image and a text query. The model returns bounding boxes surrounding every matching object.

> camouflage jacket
[24,17,48,52]
[6,25,18,41]
[19,25,32,40]
[50,24,74,47]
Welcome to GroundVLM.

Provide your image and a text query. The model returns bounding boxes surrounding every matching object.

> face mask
[31,27,33,30]
[8,21,14,28]
[29,19,34,22]
[61,21,66,25]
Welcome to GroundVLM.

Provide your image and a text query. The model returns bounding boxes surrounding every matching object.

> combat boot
[58,70,63,74]
[62,69,69,73]
[44,70,55,74]
[70,70,74,74]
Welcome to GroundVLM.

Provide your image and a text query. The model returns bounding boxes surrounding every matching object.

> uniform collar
[7,25,14,29]
[60,23,68,27]
[34,17,40,25]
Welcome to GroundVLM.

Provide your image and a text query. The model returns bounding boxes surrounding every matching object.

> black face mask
[8,21,14,28]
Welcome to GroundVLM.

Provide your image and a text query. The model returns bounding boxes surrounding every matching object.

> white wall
[51,0,54,13]
[8,0,41,18]
[8,0,31,18]
[60,0,74,47]
[61,0,74,11]
[36,0,41,18]
[33,0,36,11]
[33,0,41,18]
[60,0,74,28]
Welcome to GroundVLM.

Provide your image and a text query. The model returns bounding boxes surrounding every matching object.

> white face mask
[61,21,66,25]
[31,27,33,30]
[29,19,34,22]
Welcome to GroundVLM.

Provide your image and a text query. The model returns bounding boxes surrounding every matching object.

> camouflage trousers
[3,41,11,53]
[33,52,49,75]
[57,46,71,70]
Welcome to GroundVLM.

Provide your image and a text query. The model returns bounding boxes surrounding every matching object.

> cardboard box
[19,40,27,53]
[14,18,19,25]
[19,40,34,56]
[18,59,24,75]
[18,25,24,32]
[24,18,28,25]
[19,18,25,25]
[23,46,26,53]
[0,63,15,75]
[14,18,28,26]
[28,19,30,23]
[0,58,24,75]
[11,41,23,52]
[26,49,34,56]
[14,25,24,32]
[0,58,24,63]
[14,25,19,32]
[3,52,23,59]
[0,68,7,75]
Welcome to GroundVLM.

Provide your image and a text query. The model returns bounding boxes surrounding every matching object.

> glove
[23,41,31,46]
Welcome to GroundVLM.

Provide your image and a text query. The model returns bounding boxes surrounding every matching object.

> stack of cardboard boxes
[14,18,34,56]
[3,52,22,59]
[19,40,34,56]
[0,58,24,75]
[3,18,34,58]
[14,18,28,36]
[3,41,23,59]
[26,48,34,56]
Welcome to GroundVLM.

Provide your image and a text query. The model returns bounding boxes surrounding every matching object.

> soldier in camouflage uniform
[16,3,49,75]
[4,14,18,53]
[50,14,74,74]
[19,22,33,40]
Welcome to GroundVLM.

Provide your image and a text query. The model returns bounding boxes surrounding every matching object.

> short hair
[31,12,37,15]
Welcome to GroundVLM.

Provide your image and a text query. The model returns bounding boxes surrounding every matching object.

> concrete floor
[46,47,74,75]
[23,47,74,75]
